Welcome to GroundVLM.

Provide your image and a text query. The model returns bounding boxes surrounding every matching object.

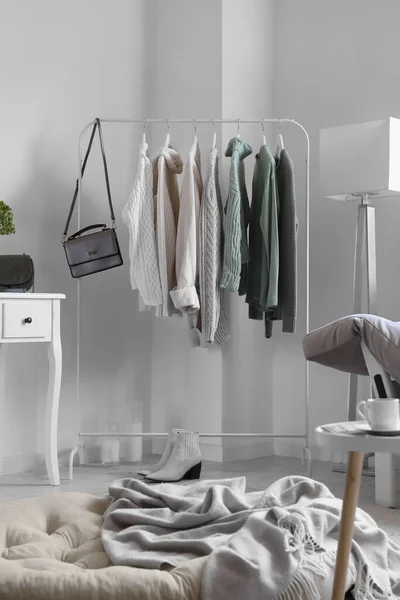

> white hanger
[261,120,266,146]
[142,118,146,144]
[236,118,241,139]
[165,118,171,146]
[276,120,284,156]
[193,118,197,142]
[212,118,217,149]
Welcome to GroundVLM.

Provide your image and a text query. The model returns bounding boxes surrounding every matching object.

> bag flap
[0,255,34,286]
[64,229,119,266]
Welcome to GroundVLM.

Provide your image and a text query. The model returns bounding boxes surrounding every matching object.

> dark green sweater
[265,149,298,337]
[246,145,279,318]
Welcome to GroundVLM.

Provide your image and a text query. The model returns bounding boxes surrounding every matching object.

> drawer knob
[24,317,33,324]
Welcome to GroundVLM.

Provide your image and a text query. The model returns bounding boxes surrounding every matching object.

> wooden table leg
[332,451,364,600]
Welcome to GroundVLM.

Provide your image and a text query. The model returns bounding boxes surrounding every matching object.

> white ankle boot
[137,429,181,476]
[146,431,202,482]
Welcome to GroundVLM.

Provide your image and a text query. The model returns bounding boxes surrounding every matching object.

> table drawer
[2,300,52,340]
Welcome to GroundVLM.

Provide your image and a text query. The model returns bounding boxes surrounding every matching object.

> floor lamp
[320,118,400,468]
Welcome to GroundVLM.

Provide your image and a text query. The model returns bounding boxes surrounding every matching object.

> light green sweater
[220,138,252,292]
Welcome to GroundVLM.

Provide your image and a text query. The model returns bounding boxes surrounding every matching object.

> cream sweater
[170,137,202,315]
[153,145,183,318]
[122,141,163,309]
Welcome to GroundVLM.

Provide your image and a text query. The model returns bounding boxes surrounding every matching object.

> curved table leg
[332,451,364,600]
[45,301,62,486]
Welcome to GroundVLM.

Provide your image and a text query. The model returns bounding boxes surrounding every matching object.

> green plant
[0,201,16,235]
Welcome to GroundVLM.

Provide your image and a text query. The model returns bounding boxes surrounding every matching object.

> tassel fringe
[275,514,393,600]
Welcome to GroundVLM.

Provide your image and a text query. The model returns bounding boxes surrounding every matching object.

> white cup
[358,398,400,431]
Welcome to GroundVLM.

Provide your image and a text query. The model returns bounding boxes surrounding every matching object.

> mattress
[0,492,205,600]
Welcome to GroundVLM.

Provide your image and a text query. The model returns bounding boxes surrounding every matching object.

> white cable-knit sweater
[122,141,163,309]
[153,145,183,318]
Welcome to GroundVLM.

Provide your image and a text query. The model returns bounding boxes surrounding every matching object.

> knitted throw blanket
[102,476,400,599]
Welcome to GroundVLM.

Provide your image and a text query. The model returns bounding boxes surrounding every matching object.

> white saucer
[354,422,400,436]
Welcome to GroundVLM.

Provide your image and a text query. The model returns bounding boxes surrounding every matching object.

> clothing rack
[68,117,311,480]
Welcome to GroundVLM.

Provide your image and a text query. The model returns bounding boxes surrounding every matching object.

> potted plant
[0,201,34,292]
[0,200,16,235]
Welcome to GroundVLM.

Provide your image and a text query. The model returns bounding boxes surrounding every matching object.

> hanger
[212,118,217,149]
[236,118,241,139]
[261,120,266,145]
[165,118,171,146]
[142,119,146,144]
[193,118,197,141]
[276,120,284,156]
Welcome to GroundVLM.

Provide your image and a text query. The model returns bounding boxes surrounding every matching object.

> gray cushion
[303,314,400,383]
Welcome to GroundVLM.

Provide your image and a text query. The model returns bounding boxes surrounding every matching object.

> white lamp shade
[320,117,400,201]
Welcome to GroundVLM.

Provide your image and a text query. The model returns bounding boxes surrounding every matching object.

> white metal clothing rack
[68,117,311,481]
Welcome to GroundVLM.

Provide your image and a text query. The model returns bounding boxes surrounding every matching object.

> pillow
[303,314,400,383]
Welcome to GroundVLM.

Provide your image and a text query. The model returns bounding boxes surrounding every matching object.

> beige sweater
[153,145,183,318]
[170,137,202,315]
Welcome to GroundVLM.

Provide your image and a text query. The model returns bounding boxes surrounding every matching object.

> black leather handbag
[63,118,123,278]
[0,254,34,291]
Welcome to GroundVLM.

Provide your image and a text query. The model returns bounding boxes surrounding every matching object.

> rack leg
[304,447,312,479]
[69,445,80,480]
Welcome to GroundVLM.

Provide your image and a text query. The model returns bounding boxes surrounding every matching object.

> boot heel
[183,462,202,480]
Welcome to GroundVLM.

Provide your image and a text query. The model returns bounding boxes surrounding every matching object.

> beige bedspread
[0,492,205,600]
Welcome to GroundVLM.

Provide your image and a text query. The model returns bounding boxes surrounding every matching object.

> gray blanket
[102,476,400,600]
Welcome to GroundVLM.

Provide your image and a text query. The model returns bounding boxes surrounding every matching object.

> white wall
[145,0,276,461]
[272,0,400,458]
[221,0,275,459]
[4,0,394,474]
[0,0,150,474]
[144,0,225,460]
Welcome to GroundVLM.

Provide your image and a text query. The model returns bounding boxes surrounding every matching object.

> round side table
[315,422,400,600]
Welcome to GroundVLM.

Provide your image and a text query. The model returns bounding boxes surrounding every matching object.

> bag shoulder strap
[63,118,115,238]
[97,118,116,224]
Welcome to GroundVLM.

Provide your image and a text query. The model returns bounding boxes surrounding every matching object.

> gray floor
[1,455,400,544]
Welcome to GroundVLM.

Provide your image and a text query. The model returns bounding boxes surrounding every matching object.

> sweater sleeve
[260,166,279,309]
[220,187,242,291]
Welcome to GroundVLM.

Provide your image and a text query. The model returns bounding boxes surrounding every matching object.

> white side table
[0,293,65,486]
[315,421,400,600]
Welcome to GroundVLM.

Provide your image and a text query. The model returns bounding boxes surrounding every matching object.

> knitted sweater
[199,147,230,346]
[246,145,279,320]
[220,138,252,292]
[265,148,298,337]
[170,137,202,315]
[153,145,183,318]
[121,141,163,309]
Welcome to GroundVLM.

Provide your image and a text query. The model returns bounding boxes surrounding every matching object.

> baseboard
[273,439,344,464]
[0,449,73,476]
[0,452,43,476]
[222,439,274,462]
